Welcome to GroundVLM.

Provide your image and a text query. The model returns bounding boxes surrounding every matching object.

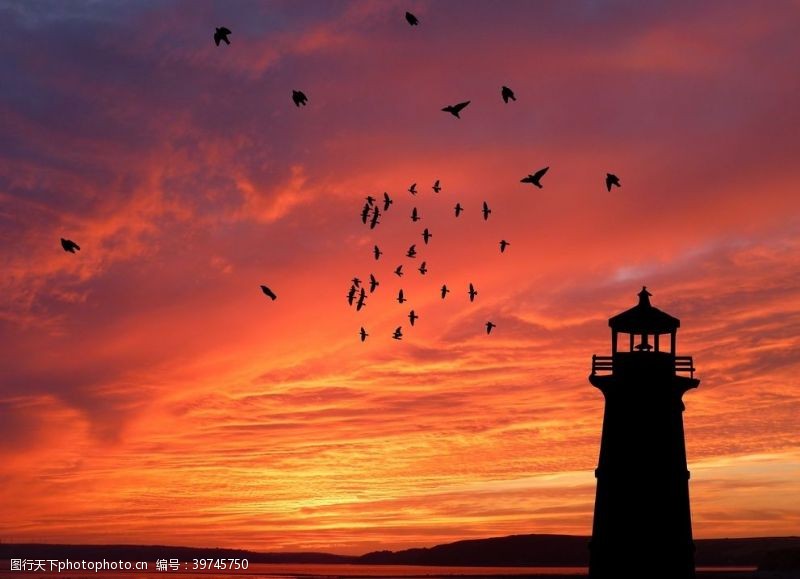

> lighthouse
[588,287,699,579]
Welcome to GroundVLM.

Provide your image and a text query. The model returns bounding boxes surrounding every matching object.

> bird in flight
[486,321,496,334]
[482,201,491,221]
[360,327,368,342]
[405,11,419,26]
[408,310,419,326]
[347,285,357,306]
[501,86,516,103]
[214,27,231,46]
[394,265,404,277]
[442,101,470,119]
[260,285,277,300]
[408,183,417,195]
[500,239,510,253]
[432,179,441,193]
[370,206,381,229]
[392,326,403,340]
[360,202,371,224]
[365,195,376,206]
[352,277,362,287]
[369,274,379,293]
[60,238,80,253]
[441,284,450,299]
[418,261,427,275]
[422,228,432,244]
[292,90,308,107]
[356,288,367,311]
[406,244,417,258]
[468,283,477,302]
[397,289,407,304]
[521,167,549,188]
[383,192,393,211]
[606,173,621,191]
[411,207,420,222]
[454,203,463,217]
[374,245,383,260]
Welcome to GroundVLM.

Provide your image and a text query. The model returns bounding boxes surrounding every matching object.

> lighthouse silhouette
[588,287,699,579]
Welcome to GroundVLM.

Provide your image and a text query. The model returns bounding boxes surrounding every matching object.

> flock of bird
[346,176,526,342]
[58,11,623,345]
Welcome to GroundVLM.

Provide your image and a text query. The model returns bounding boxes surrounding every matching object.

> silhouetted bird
[347,285,357,306]
[369,273,379,293]
[397,289,406,304]
[521,166,549,188]
[366,195,376,205]
[60,238,80,253]
[292,90,308,107]
[482,201,491,221]
[408,310,418,326]
[408,183,417,195]
[392,326,403,340]
[468,283,477,302]
[501,86,516,103]
[422,228,432,244]
[432,179,441,193]
[454,203,463,217]
[394,265,404,277]
[406,244,417,258]
[606,173,621,191]
[441,284,450,299]
[361,203,371,224]
[260,285,277,300]
[500,239,510,253]
[214,27,231,46]
[411,207,420,222]
[360,327,368,342]
[383,192,393,210]
[370,206,380,229]
[418,261,427,275]
[486,321,496,334]
[442,101,470,119]
[405,11,419,26]
[356,288,367,311]
[352,277,362,287]
[374,245,383,260]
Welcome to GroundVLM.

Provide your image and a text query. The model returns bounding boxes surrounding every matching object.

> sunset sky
[1,0,800,555]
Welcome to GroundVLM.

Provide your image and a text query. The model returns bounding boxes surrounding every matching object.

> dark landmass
[360,535,800,570]
[360,534,588,566]
[757,547,800,571]
[696,538,800,569]
[2,534,799,570]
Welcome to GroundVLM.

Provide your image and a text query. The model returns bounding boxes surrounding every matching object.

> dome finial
[638,286,652,306]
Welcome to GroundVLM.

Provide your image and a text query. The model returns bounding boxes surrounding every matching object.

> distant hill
[358,534,588,566]
[359,535,800,568]
[695,538,800,568]
[2,534,799,569]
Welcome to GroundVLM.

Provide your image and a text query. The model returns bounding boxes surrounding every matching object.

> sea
[0,562,761,579]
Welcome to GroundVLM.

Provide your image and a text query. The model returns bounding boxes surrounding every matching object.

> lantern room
[610,286,679,354]
[591,286,695,380]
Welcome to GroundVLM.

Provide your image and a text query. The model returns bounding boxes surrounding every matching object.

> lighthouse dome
[608,286,680,334]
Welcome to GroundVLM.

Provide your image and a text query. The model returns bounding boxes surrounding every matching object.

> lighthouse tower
[588,287,699,579]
